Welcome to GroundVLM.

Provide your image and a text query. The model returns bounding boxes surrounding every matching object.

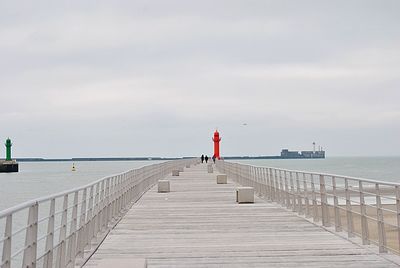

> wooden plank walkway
[84,164,399,267]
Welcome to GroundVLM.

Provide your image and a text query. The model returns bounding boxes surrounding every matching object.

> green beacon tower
[5,138,12,161]
[0,138,19,173]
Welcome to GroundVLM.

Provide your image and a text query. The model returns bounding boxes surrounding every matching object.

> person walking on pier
[201,154,204,163]
[205,155,209,163]
[212,154,216,164]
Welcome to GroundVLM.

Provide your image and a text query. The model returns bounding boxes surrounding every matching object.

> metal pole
[1,215,12,268]
[43,199,55,268]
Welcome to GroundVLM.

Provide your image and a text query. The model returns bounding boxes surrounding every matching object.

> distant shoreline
[14,157,184,162]
[11,155,327,162]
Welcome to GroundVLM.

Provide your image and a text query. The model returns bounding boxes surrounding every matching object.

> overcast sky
[1,0,399,158]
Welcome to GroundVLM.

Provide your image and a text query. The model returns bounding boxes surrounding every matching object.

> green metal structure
[5,138,12,161]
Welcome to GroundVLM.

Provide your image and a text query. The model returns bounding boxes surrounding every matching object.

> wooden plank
[84,164,398,267]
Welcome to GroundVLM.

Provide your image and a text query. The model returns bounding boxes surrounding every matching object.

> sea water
[1,157,399,212]
[0,160,163,212]
[232,157,400,183]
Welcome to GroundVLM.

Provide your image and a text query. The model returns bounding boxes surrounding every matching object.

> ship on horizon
[224,142,326,160]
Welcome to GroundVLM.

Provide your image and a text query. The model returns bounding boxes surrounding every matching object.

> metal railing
[0,159,197,268]
[216,160,400,255]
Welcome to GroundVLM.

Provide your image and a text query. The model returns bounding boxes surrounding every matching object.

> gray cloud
[1,0,399,157]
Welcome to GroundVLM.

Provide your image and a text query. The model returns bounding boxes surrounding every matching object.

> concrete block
[178,166,184,172]
[217,174,227,184]
[158,180,170,193]
[185,164,190,168]
[94,258,147,268]
[236,187,254,203]
[172,170,180,176]
[207,164,213,173]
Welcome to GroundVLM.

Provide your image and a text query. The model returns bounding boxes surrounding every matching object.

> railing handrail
[231,162,400,187]
[0,163,152,218]
[0,158,199,268]
[217,160,400,255]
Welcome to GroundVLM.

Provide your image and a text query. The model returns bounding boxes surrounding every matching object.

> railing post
[118,175,123,214]
[359,181,369,245]
[256,167,261,196]
[1,215,12,268]
[123,174,128,210]
[77,188,87,258]
[22,202,38,268]
[66,191,79,267]
[258,168,264,197]
[237,165,241,184]
[108,177,115,223]
[320,175,330,227]
[132,171,139,203]
[132,170,138,202]
[56,195,68,268]
[265,168,271,200]
[104,178,111,228]
[117,175,122,216]
[296,172,303,214]
[242,166,246,186]
[311,175,318,222]
[375,183,387,253]
[259,168,264,197]
[396,185,400,253]
[284,171,290,208]
[280,170,285,206]
[332,176,342,232]
[280,169,284,205]
[86,185,94,249]
[111,176,117,221]
[261,168,266,197]
[93,182,101,239]
[290,172,296,212]
[250,166,253,188]
[43,198,55,268]
[269,169,275,201]
[279,170,284,206]
[248,166,252,188]
[254,168,258,195]
[98,180,105,233]
[120,175,126,211]
[275,169,280,203]
[303,173,310,218]
[254,167,259,195]
[260,168,264,197]
[345,178,354,237]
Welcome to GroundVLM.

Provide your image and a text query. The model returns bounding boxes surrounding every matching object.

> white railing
[0,159,198,268]
[216,160,400,254]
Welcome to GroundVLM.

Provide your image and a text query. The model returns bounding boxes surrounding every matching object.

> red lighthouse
[212,130,221,160]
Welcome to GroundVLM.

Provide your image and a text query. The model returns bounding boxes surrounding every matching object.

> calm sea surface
[0,160,163,212]
[233,157,400,183]
[1,157,400,212]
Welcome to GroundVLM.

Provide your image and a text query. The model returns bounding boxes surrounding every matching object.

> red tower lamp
[212,130,221,160]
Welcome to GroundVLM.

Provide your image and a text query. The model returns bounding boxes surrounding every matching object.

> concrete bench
[236,187,254,203]
[172,169,180,176]
[93,258,147,268]
[185,164,190,168]
[217,174,227,184]
[158,180,170,193]
[207,164,213,173]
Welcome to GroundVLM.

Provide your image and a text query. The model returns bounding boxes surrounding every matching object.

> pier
[1,159,400,267]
